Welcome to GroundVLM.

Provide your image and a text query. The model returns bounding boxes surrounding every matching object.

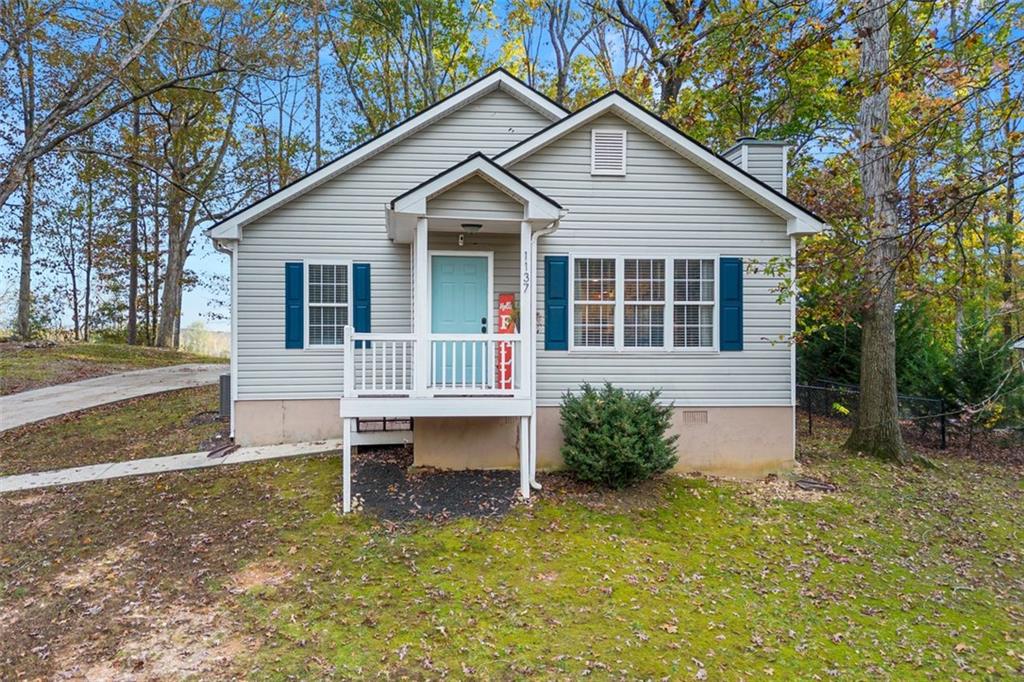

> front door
[431,255,488,387]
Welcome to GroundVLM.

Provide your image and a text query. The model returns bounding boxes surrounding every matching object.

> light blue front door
[431,255,488,387]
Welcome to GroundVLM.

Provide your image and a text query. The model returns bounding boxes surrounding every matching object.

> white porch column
[519,220,533,397]
[414,217,430,395]
[342,417,352,513]
[519,416,531,499]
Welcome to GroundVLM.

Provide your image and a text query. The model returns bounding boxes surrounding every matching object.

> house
[207,69,825,512]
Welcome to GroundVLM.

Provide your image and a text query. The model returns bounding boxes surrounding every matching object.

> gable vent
[591,129,627,175]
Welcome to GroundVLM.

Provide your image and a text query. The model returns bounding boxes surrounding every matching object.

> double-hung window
[673,258,715,348]
[569,254,717,351]
[306,262,349,346]
[573,257,616,348]
[623,258,666,347]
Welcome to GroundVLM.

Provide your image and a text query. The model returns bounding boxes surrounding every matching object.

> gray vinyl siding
[746,145,785,193]
[234,89,552,399]
[510,113,794,407]
[722,145,743,168]
[427,176,525,221]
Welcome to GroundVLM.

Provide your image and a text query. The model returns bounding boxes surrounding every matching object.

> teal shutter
[353,262,371,348]
[719,257,743,351]
[544,256,569,350]
[285,262,303,349]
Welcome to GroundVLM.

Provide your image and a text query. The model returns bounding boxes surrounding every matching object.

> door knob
[481,317,487,333]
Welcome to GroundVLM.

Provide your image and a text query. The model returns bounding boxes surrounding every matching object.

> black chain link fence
[797,381,947,449]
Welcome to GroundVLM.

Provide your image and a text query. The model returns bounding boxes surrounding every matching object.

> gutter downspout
[529,217,562,489]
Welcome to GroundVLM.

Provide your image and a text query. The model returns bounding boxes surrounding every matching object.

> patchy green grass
[0,385,225,475]
[1,404,1021,679]
[232,447,1024,679]
[0,341,226,395]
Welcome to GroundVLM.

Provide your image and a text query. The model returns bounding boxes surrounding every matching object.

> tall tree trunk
[128,104,141,344]
[17,164,33,339]
[151,170,162,344]
[155,182,184,348]
[15,6,36,340]
[69,250,80,340]
[312,9,322,167]
[844,0,908,462]
[83,166,94,341]
[1002,92,1017,341]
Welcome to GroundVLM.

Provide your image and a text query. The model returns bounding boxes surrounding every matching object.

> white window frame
[591,128,627,176]
[571,256,618,349]
[671,257,719,351]
[304,259,352,349]
[568,253,720,353]
[623,257,668,349]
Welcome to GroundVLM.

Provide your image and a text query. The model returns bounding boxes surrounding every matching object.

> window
[573,257,616,347]
[307,262,349,346]
[624,258,665,347]
[591,129,627,175]
[673,259,715,348]
[567,254,718,351]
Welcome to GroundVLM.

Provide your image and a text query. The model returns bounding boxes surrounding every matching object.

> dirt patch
[5,492,48,506]
[54,543,140,591]
[0,463,285,680]
[57,603,249,681]
[227,560,293,594]
[736,473,835,506]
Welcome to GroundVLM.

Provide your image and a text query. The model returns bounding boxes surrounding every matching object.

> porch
[337,153,565,512]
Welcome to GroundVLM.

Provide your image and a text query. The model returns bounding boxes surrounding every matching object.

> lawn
[0,341,227,395]
[1,391,1022,679]
[0,385,226,476]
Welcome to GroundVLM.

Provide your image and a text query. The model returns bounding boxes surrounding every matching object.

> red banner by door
[497,293,515,389]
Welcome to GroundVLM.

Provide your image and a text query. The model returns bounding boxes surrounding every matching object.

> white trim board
[207,70,566,241]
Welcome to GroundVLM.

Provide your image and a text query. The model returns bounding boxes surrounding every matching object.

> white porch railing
[342,325,524,397]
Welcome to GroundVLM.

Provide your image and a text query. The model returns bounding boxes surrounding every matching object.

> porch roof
[386,153,565,242]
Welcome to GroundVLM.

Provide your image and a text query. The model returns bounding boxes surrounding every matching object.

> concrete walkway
[0,439,342,493]
[1,363,226,432]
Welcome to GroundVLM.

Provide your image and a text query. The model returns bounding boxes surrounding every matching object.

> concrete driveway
[1,364,226,432]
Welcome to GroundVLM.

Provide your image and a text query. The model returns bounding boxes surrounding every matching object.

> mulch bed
[350,446,682,522]
[352,446,520,522]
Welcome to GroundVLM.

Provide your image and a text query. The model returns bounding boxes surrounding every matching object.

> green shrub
[560,383,678,488]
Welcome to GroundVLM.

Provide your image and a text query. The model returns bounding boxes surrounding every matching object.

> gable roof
[207,69,567,240]
[385,152,565,240]
[391,152,563,212]
[493,91,826,235]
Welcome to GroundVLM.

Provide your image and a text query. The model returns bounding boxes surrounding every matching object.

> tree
[0,0,233,339]
[0,0,196,210]
[501,0,601,107]
[843,0,907,462]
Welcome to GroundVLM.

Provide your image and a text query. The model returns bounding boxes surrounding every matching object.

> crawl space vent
[681,410,709,425]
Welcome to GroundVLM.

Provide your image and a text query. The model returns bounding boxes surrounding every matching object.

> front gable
[209,70,565,241]
[426,174,525,221]
[507,112,791,244]
[495,93,824,235]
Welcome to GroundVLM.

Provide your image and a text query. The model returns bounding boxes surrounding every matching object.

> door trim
[427,250,494,333]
